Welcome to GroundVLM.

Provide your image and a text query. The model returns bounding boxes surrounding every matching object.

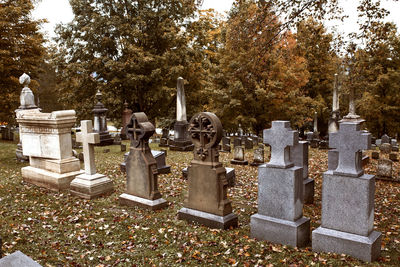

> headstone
[371,151,379,159]
[16,109,83,191]
[230,146,248,165]
[103,148,110,153]
[250,146,264,166]
[159,128,169,147]
[377,159,392,178]
[233,137,241,147]
[70,120,114,199]
[251,121,310,247]
[306,132,314,141]
[178,112,238,229]
[120,150,170,174]
[119,112,167,210]
[113,134,121,145]
[381,134,391,144]
[312,120,381,262]
[169,77,194,151]
[389,153,398,162]
[375,139,382,146]
[290,141,314,204]
[244,137,253,149]
[391,139,397,146]
[220,136,231,152]
[121,144,126,152]
[392,146,399,152]
[1,126,14,141]
[318,140,329,149]
[0,251,42,267]
[380,143,391,154]
[121,100,132,140]
[92,90,114,146]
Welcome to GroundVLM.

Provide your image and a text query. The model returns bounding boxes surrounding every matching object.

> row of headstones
[0,127,15,141]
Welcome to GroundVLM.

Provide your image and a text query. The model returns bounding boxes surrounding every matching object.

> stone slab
[70,173,114,199]
[178,207,238,230]
[377,159,392,178]
[321,171,375,236]
[22,166,83,191]
[312,227,381,262]
[0,251,42,267]
[304,178,314,204]
[119,193,167,210]
[29,157,80,174]
[250,213,310,248]
[258,165,303,221]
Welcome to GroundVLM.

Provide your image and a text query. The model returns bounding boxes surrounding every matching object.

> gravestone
[377,159,392,178]
[92,90,114,146]
[169,77,194,151]
[392,146,399,152]
[318,140,329,149]
[0,251,42,267]
[251,121,310,247]
[381,134,391,144]
[230,146,248,165]
[159,128,169,147]
[1,126,14,141]
[121,100,132,140]
[119,112,167,210]
[391,139,397,146]
[380,143,391,154]
[244,137,253,149]
[389,153,398,162]
[290,141,314,204]
[312,120,381,262]
[121,144,126,152]
[250,145,264,166]
[120,150,170,174]
[220,136,231,152]
[70,120,114,199]
[178,112,238,229]
[233,137,241,147]
[16,109,83,191]
[182,167,236,187]
[371,151,379,159]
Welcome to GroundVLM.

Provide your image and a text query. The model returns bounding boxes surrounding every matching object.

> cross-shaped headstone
[76,120,100,175]
[329,121,370,177]
[263,121,298,168]
[127,112,155,148]
[189,116,217,149]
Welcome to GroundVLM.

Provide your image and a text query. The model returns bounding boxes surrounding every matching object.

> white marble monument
[70,120,114,199]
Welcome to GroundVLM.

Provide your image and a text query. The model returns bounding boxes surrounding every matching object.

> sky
[32,0,400,41]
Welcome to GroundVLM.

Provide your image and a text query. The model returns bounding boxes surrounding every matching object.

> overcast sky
[32,0,400,40]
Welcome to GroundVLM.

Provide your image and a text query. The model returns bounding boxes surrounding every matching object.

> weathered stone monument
[178,112,238,229]
[328,73,340,134]
[92,90,113,146]
[244,137,253,149]
[121,100,132,140]
[120,150,170,174]
[119,112,167,210]
[251,121,310,247]
[15,73,36,162]
[159,128,169,147]
[220,136,231,152]
[70,120,114,199]
[377,158,392,179]
[230,145,248,165]
[16,109,83,191]
[250,144,264,166]
[290,141,314,204]
[312,120,381,262]
[169,77,194,151]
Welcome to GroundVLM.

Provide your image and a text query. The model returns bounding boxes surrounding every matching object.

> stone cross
[76,120,100,175]
[263,121,298,168]
[176,77,187,122]
[329,121,370,177]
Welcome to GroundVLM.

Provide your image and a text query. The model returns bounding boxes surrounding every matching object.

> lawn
[0,139,399,266]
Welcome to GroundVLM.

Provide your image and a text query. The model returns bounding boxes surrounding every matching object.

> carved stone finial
[19,73,31,87]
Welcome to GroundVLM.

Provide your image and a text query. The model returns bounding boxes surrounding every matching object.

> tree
[52,0,206,126]
[0,0,46,124]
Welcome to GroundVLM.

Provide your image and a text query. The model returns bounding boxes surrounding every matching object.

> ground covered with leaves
[0,139,399,266]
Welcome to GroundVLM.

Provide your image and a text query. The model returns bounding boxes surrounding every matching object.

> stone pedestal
[119,112,167,210]
[169,120,194,151]
[312,171,381,262]
[17,109,83,191]
[178,112,238,229]
[251,165,310,247]
[92,90,113,146]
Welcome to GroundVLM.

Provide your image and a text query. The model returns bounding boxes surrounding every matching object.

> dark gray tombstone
[233,137,241,147]
[371,151,379,159]
[381,134,391,144]
[244,138,253,149]
[377,159,392,178]
[220,136,231,152]
[159,128,169,147]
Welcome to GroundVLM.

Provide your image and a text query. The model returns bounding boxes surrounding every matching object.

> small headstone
[318,140,329,149]
[159,128,169,147]
[233,137,241,147]
[375,139,382,146]
[391,139,397,146]
[251,121,310,247]
[377,159,392,178]
[113,134,122,145]
[389,153,398,162]
[310,139,319,148]
[306,132,314,141]
[230,146,248,165]
[371,136,376,145]
[381,134,391,144]
[380,143,391,154]
[250,147,264,166]
[178,112,238,229]
[0,251,42,267]
[371,151,379,159]
[92,90,114,146]
[103,148,110,153]
[121,144,126,152]
[244,138,253,149]
[70,120,114,199]
[119,112,167,210]
[220,136,231,152]
[151,150,171,174]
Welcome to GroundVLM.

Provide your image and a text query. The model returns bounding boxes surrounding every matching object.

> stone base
[250,213,310,248]
[250,161,264,166]
[169,140,194,151]
[304,178,314,204]
[70,173,114,199]
[230,159,248,165]
[157,165,171,174]
[119,193,168,210]
[178,207,238,230]
[22,166,83,191]
[312,227,381,262]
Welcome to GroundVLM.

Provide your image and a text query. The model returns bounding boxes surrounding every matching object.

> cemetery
[2,0,400,266]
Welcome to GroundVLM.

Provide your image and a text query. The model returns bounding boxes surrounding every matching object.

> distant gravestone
[0,251,42,267]
[244,138,253,149]
[250,147,264,166]
[389,153,398,162]
[119,112,167,210]
[221,136,231,152]
[159,128,169,147]
[371,151,379,159]
[312,120,381,262]
[178,112,238,229]
[251,121,310,247]
[92,90,114,146]
[377,159,392,178]
[70,120,114,199]
[121,144,126,152]
[380,143,391,154]
[233,137,241,147]
[230,146,248,165]
[381,134,391,144]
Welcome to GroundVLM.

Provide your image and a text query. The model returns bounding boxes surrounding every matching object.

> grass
[0,139,399,266]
